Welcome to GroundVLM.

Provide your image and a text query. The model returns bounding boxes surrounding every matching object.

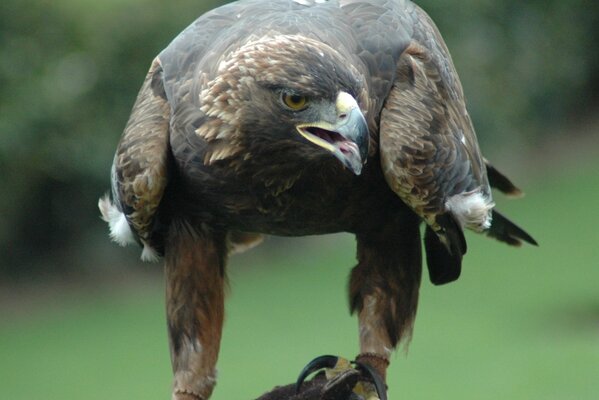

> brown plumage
[99,0,536,398]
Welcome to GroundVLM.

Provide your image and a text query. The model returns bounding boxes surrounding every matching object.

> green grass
[1,166,598,399]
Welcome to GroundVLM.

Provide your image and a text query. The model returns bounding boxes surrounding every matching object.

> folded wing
[379,36,491,285]
[98,58,171,261]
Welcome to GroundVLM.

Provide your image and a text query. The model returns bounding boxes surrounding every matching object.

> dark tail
[424,213,466,286]
[487,210,538,247]
[424,158,537,285]
[424,209,537,285]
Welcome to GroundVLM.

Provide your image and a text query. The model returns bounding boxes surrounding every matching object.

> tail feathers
[424,214,466,285]
[488,210,538,246]
[485,160,523,197]
[425,208,537,285]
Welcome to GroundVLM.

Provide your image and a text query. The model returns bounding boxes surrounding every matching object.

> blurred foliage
[421,0,599,148]
[0,0,597,278]
[0,0,222,278]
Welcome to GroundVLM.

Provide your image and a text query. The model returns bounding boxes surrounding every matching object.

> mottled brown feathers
[380,41,489,228]
[111,57,170,254]
[196,35,367,165]
[349,213,422,349]
[165,221,226,399]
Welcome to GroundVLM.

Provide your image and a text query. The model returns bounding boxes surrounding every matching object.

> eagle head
[198,34,369,175]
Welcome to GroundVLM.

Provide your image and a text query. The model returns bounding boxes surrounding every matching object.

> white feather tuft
[445,189,494,232]
[99,196,161,262]
[226,232,264,255]
[141,243,160,263]
[98,196,136,247]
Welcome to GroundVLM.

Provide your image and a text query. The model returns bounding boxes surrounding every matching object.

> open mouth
[304,126,344,144]
[300,126,359,157]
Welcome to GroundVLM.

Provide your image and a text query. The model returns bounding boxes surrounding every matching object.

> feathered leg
[349,214,423,380]
[165,220,227,400]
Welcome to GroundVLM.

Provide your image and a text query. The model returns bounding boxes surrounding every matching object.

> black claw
[295,355,339,394]
[353,361,388,400]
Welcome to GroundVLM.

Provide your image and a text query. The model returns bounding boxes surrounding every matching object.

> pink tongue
[338,141,359,156]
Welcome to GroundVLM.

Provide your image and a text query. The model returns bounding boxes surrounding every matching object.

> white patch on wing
[98,196,136,246]
[99,196,161,262]
[445,189,494,232]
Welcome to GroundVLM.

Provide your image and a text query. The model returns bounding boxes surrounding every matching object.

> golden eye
[282,92,308,110]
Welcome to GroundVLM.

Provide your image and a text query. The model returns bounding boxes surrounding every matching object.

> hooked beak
[296,92,369,175]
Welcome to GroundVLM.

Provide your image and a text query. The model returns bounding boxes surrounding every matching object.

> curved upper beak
[296,92,369,175]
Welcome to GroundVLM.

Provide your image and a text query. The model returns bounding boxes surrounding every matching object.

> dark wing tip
[485,160,524,198]
[489,210,538,247]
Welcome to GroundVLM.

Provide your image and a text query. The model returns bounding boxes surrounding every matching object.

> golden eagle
[99,0,536,398]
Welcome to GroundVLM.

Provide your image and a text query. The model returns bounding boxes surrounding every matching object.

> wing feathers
[487,210,538,247]
[380,39,493,284]
[102,57,171,259]
[485,159,524,197]
[380,41,489,230]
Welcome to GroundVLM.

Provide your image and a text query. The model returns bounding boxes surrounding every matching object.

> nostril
[338,113,348,120]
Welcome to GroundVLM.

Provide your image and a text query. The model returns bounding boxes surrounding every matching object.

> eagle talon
[295,355,340,394]
[294,355,387,400]
[353,361,388,400]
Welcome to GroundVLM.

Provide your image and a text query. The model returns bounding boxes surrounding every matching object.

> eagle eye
[281,92,308,111]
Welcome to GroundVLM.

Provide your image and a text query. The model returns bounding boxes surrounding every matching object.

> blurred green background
[1,0,597,399]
